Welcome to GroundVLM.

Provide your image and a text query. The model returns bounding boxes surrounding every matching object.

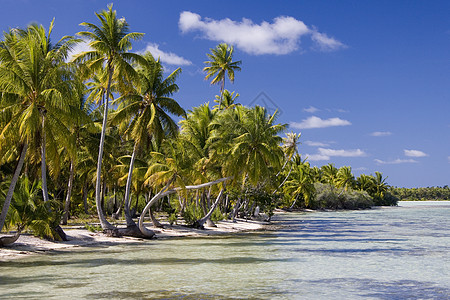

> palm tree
[321,163,338,186]
[203,43,241,109]
[336,166,355,191]
[213,90,240,110]
[110,52,185,229]
[74,4,144,231]
[284,163,315,208]
[228,106,285,186]
[0,22,79,233]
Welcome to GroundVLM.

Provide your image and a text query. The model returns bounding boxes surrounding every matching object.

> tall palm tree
[336,166,355,191]
[213,89,240,110]
[321,163,338,186]
[0,22,79,233]
[110,53,185,228]
[214,106,285,187]
[74,4,144,231]
[284,163,315,208]
[203,43,241,109]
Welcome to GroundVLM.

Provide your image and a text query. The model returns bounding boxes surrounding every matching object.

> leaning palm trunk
[0,143,28,232]
[95,68,115,231]
[0,226,22,247]
[194,188,224,229]
[273,164,294,195]
[123,143,137,227]
[61,161,75,225]
[139,177,232,238]
[41,115,49,204]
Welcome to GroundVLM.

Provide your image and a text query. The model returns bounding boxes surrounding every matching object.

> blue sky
[1,0,449,188]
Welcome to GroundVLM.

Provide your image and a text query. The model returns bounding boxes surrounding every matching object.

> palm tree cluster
[391,186,450,201]
[1,5,395,242]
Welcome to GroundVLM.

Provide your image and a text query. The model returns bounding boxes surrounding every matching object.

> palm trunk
[273,164,294,195]
[123,143,137,227]
[41,115,49,204]
[82,181,88,214]
[218,78,225,109]
[231,198,241,222]
[196,189,224,228]
[95,66,115,231]
[0,143,28,232]
[139,177,232,237]
[61,160,75,225]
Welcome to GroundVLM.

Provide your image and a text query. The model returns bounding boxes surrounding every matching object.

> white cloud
[448,156,450,163]
[290,116,351,129]
[353,167,368,171]
[404,149,428,158]
[375,158,418,165]
[306,154,330,161]
[303,106,320,113]
[179,11,345,55]
[142,43,192,66]
[67,40,92,62]
[318,148,366,157]
[306,147,365,161]
[371,131,392,137]
[305,141,330,147]
[311,30,347,51]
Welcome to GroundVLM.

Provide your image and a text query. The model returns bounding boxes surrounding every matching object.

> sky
[1,0,449,188]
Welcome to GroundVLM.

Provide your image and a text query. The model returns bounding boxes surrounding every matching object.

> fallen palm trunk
[138,177,232,238]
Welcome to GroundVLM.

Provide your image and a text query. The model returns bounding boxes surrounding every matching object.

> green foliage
[391,186,450,201]
[168,213,177,225]
[84,223,102,232]
[314,183,374,209]
[181,202,204,225]
[5,176,62,240]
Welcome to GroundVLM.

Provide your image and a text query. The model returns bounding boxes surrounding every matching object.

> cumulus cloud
[306,154,330,161]
[305,141,330,147]
[375,158,418,165]
[404,149,428,158]
[142,43,192,66]
[306,147,365,161]
[371,131,392,137]
[179,11,345,55]
[318,148,366,157]
[67,40,92,62]
[290,116,351,129]
[311,30,346,51]
[303,106,320,113]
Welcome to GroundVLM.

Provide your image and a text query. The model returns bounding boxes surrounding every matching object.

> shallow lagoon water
[1,201,449,299]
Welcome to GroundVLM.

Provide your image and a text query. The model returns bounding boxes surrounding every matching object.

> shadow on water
[301,278,450,300]
[0,274,59,286]
[0,256,294,269]
[85,290,255,300]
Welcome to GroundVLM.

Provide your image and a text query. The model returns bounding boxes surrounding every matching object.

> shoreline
[0,218,278,261]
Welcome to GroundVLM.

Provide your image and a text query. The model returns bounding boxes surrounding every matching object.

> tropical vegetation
[1,5,398,244]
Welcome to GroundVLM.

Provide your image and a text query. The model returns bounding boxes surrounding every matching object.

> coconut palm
[213,90,240,110]
[74,4,144,231]
[284,163,315,208]
[211,106,285,190]
[110,52,185,228]
[336,166,355,191]
[203,43,241,109]
[321,163,338,186]
[0,22,79,233]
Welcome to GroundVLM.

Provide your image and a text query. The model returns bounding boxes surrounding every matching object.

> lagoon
[1,201,449,299]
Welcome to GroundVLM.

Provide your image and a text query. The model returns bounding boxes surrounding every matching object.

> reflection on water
[1,201,449,299]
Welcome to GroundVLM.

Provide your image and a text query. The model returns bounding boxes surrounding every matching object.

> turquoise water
[1,201,449,299]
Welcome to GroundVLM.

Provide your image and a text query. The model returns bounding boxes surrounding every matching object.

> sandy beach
[0,218,275,261]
